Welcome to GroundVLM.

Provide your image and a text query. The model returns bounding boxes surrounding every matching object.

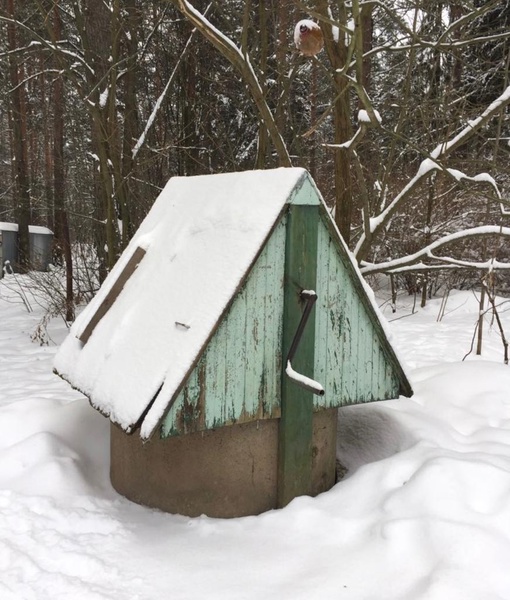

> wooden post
[278,204,319,507]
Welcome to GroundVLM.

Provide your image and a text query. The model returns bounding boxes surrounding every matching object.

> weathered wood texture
[314,213,407,406]
[160,173,410,440]
[278,203,319,507]
[161,217,287,437]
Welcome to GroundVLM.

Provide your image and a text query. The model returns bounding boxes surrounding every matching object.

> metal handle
[285,290,325,396]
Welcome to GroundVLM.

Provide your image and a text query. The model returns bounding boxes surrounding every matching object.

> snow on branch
[360,226,510,275]
[363,0,510,53]
[323,125,365,150]
[173,0,291,166]
[431,87,510,160]
[324,109,382,150]
[354,84,510,262]
[132,6,211,160]
[0,15,92,74]
[445,169,501,199]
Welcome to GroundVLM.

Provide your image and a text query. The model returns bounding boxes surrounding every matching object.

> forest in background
[0,0,509,321]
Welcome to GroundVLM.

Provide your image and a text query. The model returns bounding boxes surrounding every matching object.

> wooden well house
[55,168,412,518]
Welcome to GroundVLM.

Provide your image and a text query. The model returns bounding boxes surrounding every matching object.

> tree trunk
[120,0,141,244]
[317,0,354,245]
[53,4,74,321]
[7,0,30,269]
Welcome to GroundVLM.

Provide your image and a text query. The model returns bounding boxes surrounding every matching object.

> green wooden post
[278,204,319,507]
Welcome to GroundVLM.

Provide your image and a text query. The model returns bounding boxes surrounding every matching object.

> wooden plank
[78,246,146,344]
[160,221,286,436]
[313,210,412,408]
[278,204,319,508]
[313,219,329,409]
[204,310,227,427]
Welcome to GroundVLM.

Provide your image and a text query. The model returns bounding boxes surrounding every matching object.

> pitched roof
[54,168,310,438]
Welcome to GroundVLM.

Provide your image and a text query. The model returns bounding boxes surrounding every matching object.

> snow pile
[1,280,510,599]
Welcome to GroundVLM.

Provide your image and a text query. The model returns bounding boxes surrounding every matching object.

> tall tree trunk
[7,0,30,269]
[41,50,54,231]
[120,0,141,244]
[53,3,74,321]
[318,0,354,245]
[255,0,269,169]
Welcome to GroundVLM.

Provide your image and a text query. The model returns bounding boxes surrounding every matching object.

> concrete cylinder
[110,408,337,518]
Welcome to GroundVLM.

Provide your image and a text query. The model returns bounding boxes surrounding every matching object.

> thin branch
[170,0,292,166]
[361,227,510,275]
[132,4,212,160]
[354,84,510,261]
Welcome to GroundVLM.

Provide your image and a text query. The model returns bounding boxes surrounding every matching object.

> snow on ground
[1,276,510,599]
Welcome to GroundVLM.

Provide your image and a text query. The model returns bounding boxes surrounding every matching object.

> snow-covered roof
[0,222,53,235]
[55,168,311,438]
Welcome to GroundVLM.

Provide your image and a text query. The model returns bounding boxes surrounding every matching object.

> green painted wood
[287,174,321,206]
[314,209,408,407]
[277,204,319,508]
[161,170,411,441]
[161,217,286,437]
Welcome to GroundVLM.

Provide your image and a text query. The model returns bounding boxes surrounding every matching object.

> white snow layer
[358,108,382,124]
[293,19,320,47]
[2,281,510,599]
[286,360,324,395]
[54,168,308,438]
[0,222,53,235]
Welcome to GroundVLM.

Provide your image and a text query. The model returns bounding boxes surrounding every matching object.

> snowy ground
[1,275,510,600]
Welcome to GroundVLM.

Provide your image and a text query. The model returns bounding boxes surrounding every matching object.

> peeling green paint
[160,171,411,440]
[161,217,286,438]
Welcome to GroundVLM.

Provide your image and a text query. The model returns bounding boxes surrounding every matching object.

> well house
[55,168,412,518]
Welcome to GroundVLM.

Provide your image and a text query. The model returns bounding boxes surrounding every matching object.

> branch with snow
[360,226,510,275]
[361,0,510,54]
[132,6,211,160]
[354,84,510,262]
[172,0,292,166]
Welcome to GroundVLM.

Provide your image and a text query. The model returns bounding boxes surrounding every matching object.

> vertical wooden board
[313,221,330,409]
[243,245,266,419]
[278,204,319,507]
[341,274,355,404]
[371,334,381,400]
[324,235,344,408]
[358,307,372,402]
[242,234,275,419]
[261,218,286,418]
[352,296,364,400]
[379,344,391,399]
[357,317,375,403]
[222,272,248,425]
[161,358,202,436]
[204,311,227,428]
[314,219,352,408]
